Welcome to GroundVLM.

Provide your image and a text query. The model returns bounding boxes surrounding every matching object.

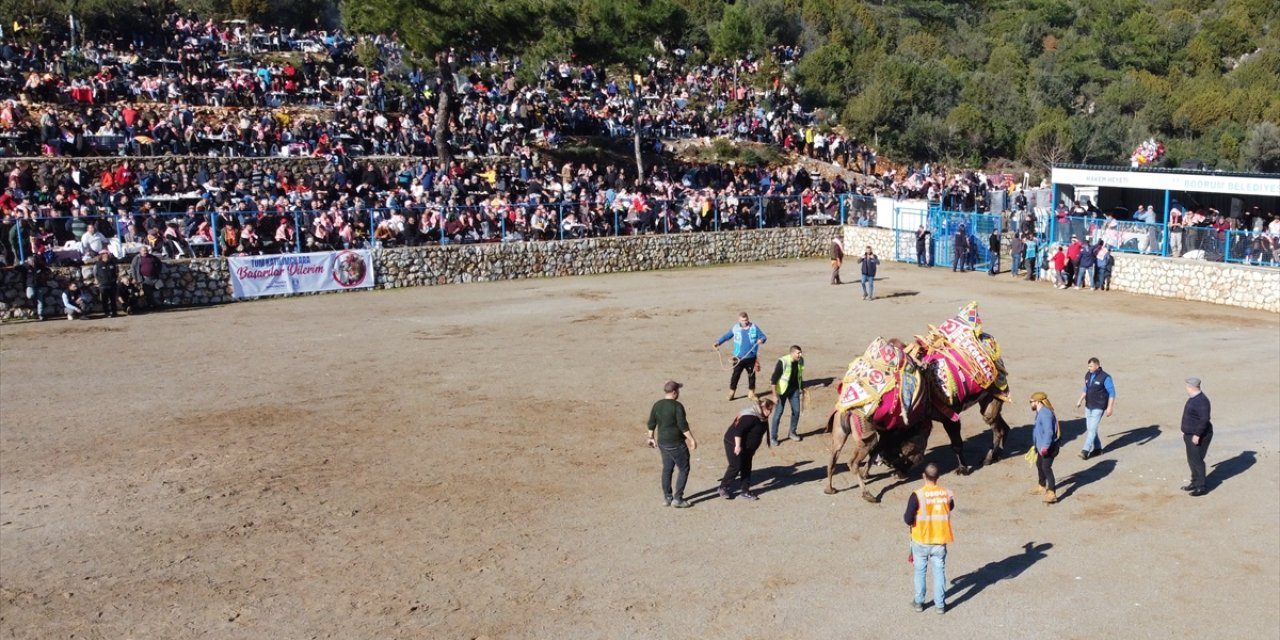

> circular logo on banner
[331,250,368,288]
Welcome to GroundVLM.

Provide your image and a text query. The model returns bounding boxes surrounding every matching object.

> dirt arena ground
[2,258,1278,639]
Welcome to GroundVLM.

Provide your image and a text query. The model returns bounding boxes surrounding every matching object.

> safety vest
[776,356,804,396]
[910,485,954,545]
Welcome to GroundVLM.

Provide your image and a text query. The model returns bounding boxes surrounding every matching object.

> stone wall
[0,227,836,319]
[1108,253,1279,312]
[3,225,1277,320]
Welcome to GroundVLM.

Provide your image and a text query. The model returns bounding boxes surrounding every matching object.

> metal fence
[892,205,1003,271]
[6,193,878,265]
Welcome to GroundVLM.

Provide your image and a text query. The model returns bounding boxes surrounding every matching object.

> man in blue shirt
[1075,357,1116,459]
[714,312,767,401]
[1030,392,1061,504]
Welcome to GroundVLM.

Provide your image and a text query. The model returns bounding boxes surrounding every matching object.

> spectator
[93,250,120,317]
[129,244,164,310]
[62,280,90,320]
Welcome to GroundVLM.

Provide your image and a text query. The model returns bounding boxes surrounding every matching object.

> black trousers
[1184,431,1212,490]
[729,356,757,392]
[720,441,760,490]
[1036,446,1057,491]
[99,284,118,316]
[659,443,690,500]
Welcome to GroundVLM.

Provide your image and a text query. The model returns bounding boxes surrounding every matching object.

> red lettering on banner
[287,264,325,276]
[237,266,285,279]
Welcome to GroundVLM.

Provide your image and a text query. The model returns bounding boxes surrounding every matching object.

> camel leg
[980,396,1011,466]
[852,431,880,503]
[824,410,848,495]
[941,417,972,475]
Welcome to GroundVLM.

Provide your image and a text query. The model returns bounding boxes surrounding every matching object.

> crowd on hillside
[2,151,883,265]
[2,12,1272,274]
[0,12,884,171]
[0,11,910,265]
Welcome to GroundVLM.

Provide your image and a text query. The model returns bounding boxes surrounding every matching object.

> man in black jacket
[952,225,969,272]
[93,251,120,317]
[987,228,1001,275]
[1180,377,1213,496]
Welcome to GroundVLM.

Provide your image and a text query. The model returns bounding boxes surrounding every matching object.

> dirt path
[2,259,1277,639]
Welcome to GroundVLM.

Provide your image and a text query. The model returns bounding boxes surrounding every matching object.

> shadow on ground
[947,542,1053,610]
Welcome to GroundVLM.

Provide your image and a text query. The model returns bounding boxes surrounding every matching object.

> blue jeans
[912,541,947,610]
[1083,408,1104,453]
[770,387,801,442]
[860,274,875,298]
[25,286,45,318]
[1075,265,1091,288]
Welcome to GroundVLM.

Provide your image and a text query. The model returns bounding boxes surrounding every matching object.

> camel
[822,303,1012,502]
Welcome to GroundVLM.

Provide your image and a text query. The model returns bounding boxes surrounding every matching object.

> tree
[711,0,763,59]
[1241,122,1280,173]
[570,0,687,184]
[1023,113,1073,172]
[342,0,567,166]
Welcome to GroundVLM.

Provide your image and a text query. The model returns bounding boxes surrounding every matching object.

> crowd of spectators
[1,150,883,265]
[0,12,903,266]
[0,12,886,171]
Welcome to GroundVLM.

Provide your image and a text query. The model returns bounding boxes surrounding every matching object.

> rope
[714,346,738,371]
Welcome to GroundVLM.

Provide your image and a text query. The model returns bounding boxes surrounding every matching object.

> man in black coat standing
[1180,377,1213,496]
[93,251,120,318]
[987,228,1001,275]
[952,225,969,272]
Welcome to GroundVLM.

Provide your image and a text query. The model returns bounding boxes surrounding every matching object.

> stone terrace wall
[0,227,834,319]
[3,226,1277,320]
[1109,253,1279,312]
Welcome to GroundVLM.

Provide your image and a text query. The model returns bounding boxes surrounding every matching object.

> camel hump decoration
[825,302,1013,502]
[833,337,926,433]
[914,301,1010,422]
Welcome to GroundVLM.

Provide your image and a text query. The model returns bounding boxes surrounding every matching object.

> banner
[229,250,374,299]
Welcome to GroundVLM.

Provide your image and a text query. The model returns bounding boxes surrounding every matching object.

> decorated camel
[823,302,1012,502]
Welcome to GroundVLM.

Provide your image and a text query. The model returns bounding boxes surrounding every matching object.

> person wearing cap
[1075,357,1116,460]
[647,380,698,508]
[1029,392,1061,504]
[714,312,767,401]
[830,235,844,284]
[905,462,954,614]
[1180,378,1213,496]
[719,398,774,501]
[93,250,120,318]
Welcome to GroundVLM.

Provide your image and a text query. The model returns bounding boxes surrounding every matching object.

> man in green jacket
[648,380,698,508]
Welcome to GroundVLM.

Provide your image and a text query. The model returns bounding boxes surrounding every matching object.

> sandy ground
[2,258,1278,640]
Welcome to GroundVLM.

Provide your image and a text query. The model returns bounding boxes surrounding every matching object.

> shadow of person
[1206,450,1257,490]
[1055,418,1087,448]
[754,460,828,494]
[947,542,1053,610]
[876,290,919,299]
[1055,459,1117,501]
[1106,425,1161,453]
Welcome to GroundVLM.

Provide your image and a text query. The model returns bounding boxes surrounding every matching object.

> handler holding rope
[714,311,767,401]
